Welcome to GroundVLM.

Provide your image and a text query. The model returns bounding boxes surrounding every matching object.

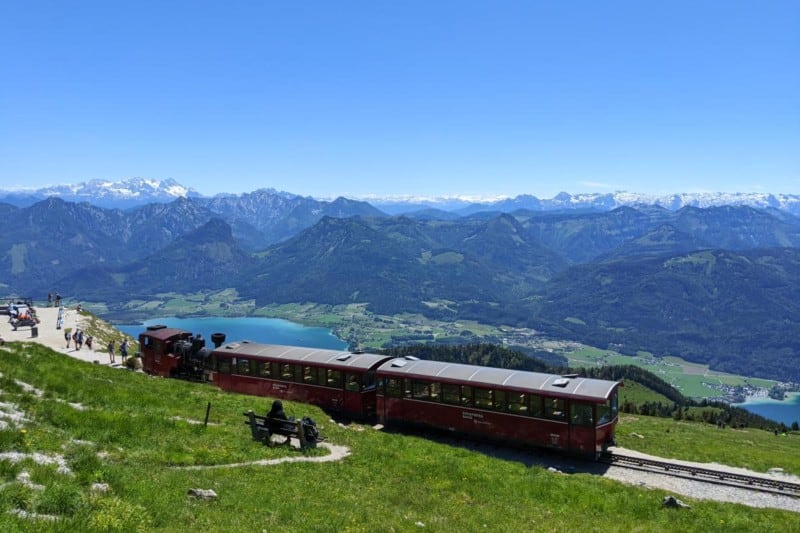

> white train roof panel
[378,358,619,402]
[215,341,391,371]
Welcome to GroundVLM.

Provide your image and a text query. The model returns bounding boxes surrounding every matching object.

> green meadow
[564,347,776,398]
[0,342,797,531]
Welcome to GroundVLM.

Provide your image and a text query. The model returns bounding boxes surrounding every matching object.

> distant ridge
[370,191,800,217]
[2,178,800,215]
[0,177,201,209]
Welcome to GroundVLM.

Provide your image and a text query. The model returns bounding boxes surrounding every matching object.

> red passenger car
[376,358,620,456]
[210,341,393,419]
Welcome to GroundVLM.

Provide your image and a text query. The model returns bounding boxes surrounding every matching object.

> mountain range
[3,177,800,216]
[3,178,800,383]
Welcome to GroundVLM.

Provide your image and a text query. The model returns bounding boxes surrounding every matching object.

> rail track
[600,451,800,498]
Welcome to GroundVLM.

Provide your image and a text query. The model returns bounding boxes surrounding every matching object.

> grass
[0,342,797,531]
[616,415,800,474]
[563,348,778,398]
[619,379,672,406]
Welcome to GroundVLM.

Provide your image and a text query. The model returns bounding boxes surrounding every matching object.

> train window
[326,369,343,388]
[442,383,460,405]
[597,402,610,425]
[218,358,231,374]
[429,382,440,401]
[363,371,376,390]
[494,390,507,412]
[529,395,545,417]
[385,378,403,397]
[597,391,618,425]
[507,393,528,414]
[258,361,272,378]
[611,390,618,418]
[345,373,360,392]
[237,358,251,375]
[303,366,318,385]
[545,398,566,421]
[571,402,594,427]
[280,363,294,381]
[474,388,492,409]
[461,386,473,407]
[412,380,431,400]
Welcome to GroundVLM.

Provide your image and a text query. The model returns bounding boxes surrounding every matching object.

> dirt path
[1,306,118,366]
[176,438,351,470]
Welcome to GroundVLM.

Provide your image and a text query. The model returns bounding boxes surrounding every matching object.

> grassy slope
[0,342,797,531]
[619,379,671,406]
[616,415,800,473]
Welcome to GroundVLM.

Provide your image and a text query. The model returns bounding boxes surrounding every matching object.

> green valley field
[89,293,785,401]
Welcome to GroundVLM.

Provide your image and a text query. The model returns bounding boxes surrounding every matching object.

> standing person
[65,329,71,349]
[55,293,61,307]
[47,292,52,307]
[56,306,64,330]
[76,329,84,350]
[86,336,93,350]
[107,340,116,364]
[72,330,79,350]
[120,339,128,364]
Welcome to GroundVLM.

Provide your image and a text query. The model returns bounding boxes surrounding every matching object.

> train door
[213,355,233,391]
[567,400,596,454]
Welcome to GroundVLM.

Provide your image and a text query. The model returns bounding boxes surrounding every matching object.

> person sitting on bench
[266,400,291,443]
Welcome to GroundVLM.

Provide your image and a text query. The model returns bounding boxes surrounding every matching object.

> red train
[139,326,620,457]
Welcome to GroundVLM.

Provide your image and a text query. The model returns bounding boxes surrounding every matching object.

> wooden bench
[243,410,322,449]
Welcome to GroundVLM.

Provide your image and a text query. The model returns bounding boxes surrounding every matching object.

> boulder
[662,495,691,509]
[188,488,218,500]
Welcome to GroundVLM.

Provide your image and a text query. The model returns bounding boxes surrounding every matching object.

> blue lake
[734,393,800,427]
[117,316,348,351]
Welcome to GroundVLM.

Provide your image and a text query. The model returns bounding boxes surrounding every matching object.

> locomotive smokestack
[210,332,226,348]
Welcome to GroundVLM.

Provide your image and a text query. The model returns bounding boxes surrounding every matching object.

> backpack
[301,417,319,442]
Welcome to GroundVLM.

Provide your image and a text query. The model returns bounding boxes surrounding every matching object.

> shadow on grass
[374,423,613,476]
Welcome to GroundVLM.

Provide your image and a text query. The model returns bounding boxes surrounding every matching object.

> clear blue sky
[1,1,798,199]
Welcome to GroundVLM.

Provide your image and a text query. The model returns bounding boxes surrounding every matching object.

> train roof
[214,341,393,371]
[139,327,192,342]
[377,358,619,402]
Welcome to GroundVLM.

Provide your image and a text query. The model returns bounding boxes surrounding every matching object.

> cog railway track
[601,451,800,498]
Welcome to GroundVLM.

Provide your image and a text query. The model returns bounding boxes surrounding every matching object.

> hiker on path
[107,340,116,364]
[65,330,71,349]
[120,340,129,364]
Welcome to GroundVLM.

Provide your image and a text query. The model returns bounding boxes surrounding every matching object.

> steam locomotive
[139,325,620,457]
